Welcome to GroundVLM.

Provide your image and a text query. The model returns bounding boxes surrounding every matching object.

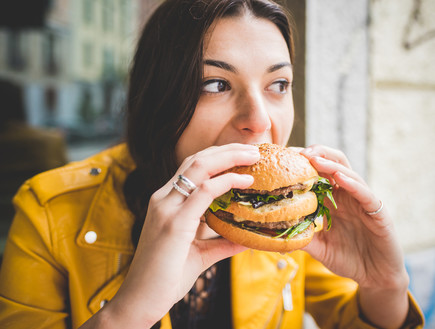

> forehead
[203,15,290,64]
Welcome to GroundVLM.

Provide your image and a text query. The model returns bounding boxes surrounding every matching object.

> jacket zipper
[274,262,299,329]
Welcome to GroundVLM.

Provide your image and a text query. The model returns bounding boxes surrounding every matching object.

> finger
[301,144,352,169]
[167,144,260,202]
[177,143,259,177]
[196,220,219,240]
[159,143,258,195]
[180,173,254,228]
[310,156,366,187]
[333,171,384,217]
[160,172,254,235]
[288,146,304,153]
[195,237,248,270]
[325,174,338,190]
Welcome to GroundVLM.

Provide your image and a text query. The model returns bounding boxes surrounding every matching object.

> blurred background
[0,0,434,327]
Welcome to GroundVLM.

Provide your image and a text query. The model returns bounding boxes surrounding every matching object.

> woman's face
[175,14,294,164]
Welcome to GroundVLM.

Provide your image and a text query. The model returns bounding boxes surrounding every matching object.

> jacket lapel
[76,147,135,254]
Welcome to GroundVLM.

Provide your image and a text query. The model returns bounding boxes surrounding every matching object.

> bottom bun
[206,211,315,253]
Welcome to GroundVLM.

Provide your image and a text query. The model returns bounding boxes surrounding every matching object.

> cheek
[270,101,294,145]
[174,105,224,165]
[175,125,203,166]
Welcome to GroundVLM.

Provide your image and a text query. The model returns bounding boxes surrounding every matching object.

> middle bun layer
[227,190,318,223]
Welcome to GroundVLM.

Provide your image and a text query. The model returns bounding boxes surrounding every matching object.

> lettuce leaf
[311,177,337,230]
[273,218,313,239]
[208,176,337,237]
[209,190,234,212]
[234,192,285,208]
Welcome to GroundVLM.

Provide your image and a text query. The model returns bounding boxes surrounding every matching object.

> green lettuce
[209,190,234,212]
[311,177,337,231]
[273,218,313,239]
[208,176,338,239]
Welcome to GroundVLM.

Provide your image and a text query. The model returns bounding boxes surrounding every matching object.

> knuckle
[199,180,214,196]
[190,157,207,171]
[149,191,161,203]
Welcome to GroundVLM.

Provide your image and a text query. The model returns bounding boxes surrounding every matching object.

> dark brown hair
[124,0,296,246]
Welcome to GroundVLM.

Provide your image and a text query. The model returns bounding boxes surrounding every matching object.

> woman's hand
[97,143,260,328]
[300,144,410,328]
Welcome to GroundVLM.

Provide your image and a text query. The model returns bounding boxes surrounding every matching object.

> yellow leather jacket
[0,145,424,329]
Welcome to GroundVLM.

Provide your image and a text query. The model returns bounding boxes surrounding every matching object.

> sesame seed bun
[206,143,322,252]
[226,143,318,191]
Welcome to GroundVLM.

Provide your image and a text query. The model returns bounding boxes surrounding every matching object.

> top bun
[228,143,318,191]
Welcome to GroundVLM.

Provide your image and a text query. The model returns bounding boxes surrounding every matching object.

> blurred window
[102,0,114,32]
[103,48,115,78]
[43,33,59,75]
[120,0,130,37]
[83,42,93,68]
[83,0,94,25]
[7,31,26,71]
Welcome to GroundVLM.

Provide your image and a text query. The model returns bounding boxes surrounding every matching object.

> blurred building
[0,0,156,254]
[0,0,142,143]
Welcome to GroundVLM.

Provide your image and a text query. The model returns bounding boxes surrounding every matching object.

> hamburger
[206,143,336,252]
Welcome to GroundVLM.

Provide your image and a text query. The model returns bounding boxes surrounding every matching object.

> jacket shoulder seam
[28,160,109,206]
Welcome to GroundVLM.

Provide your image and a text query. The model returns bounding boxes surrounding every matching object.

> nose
[233,89,272,135]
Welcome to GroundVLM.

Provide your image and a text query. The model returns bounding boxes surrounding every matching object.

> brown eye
[268,80,290,94]
[202,79,231,93]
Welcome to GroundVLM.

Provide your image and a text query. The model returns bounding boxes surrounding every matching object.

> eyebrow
[204,59,237,73]
[204,59,292,74]
[267,62,292,73]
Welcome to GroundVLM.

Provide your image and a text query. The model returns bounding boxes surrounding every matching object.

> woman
[0,0,424,328]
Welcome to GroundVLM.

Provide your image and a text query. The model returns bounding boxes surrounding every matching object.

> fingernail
[336,171,351,181]
[241,174,255,182]
[314,156,327,163]
[334,172,353,185]
[303,147,314,155]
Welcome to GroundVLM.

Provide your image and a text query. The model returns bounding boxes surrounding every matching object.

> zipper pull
[282,282,293,311]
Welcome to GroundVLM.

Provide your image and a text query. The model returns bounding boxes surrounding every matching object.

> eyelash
[202,79,231,94]
[268,79,291,94]
[201,78,292,94]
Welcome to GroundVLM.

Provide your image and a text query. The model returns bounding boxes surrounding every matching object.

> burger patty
[213,210,302,230]
[233,183,308,196]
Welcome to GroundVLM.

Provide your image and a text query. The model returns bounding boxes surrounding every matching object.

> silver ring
[178,174,197,191]
[365,200,384,216]
[172,181,191,197]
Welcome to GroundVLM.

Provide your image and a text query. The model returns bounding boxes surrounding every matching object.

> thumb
[195,238,247,269]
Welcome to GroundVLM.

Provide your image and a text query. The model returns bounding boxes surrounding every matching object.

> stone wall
[306,0,369,179]
[369,0,435,252]
[300,0,435,327]
[305,0,435,252]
